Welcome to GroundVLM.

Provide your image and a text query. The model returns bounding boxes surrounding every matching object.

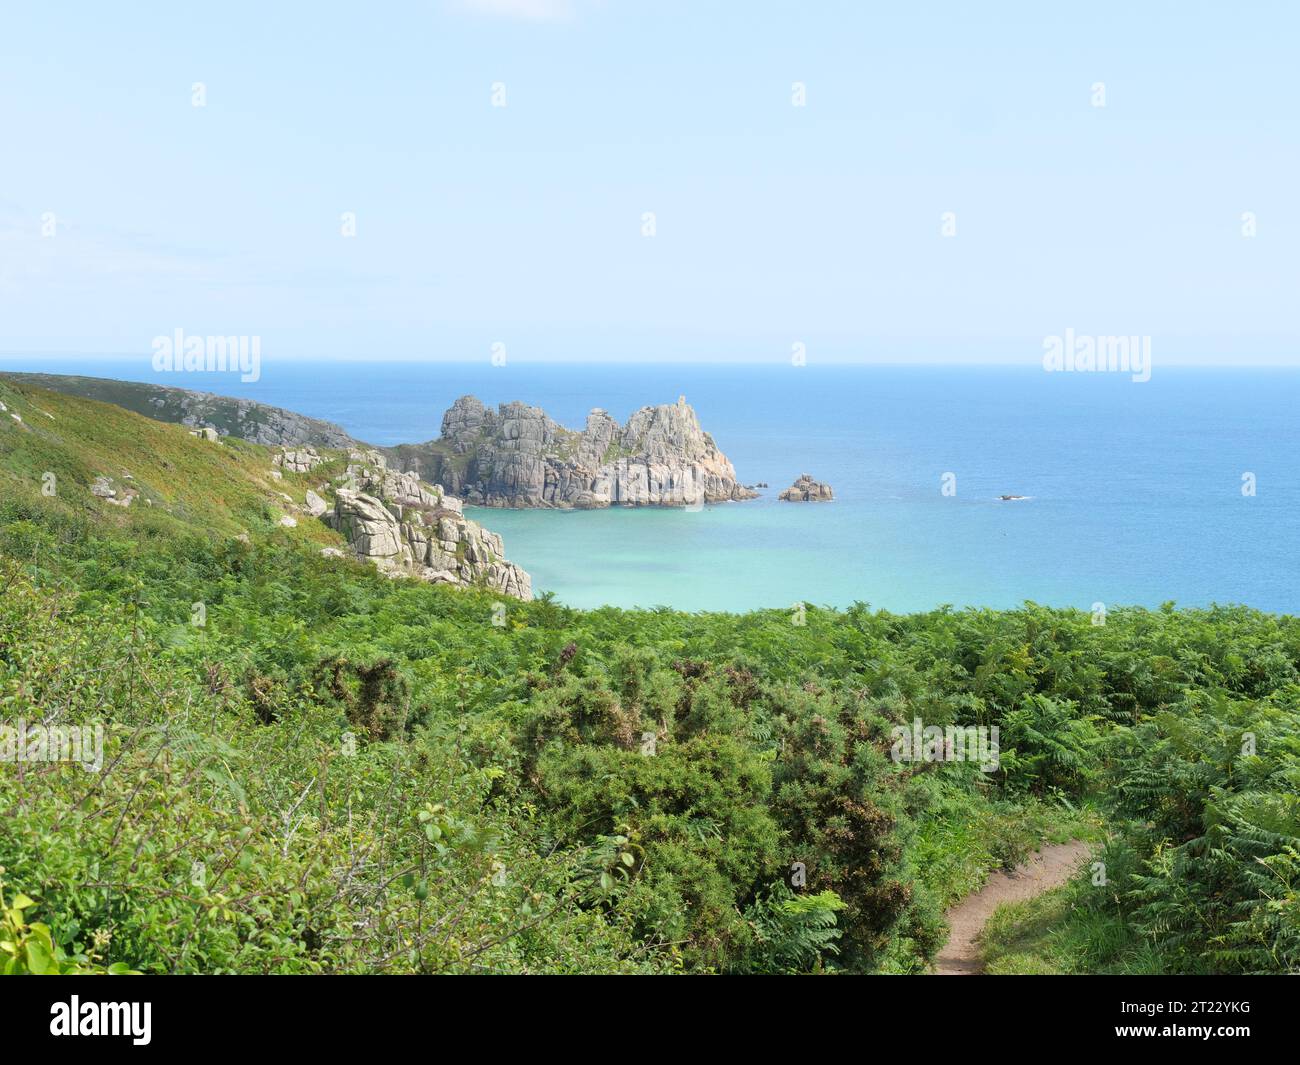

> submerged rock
[779,474,834,502]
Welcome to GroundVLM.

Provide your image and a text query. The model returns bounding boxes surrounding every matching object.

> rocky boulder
[90,475,138,507]
[274,446,325,473]
[779,474,834,502]
[303,490,329,517]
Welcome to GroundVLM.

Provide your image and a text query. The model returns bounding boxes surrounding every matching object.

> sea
[5,356,1298,615]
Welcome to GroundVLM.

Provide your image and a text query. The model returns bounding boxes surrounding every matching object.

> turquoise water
[6,357,1299,613]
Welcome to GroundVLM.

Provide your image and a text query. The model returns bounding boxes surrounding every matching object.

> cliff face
[395,395,757,509]
[327,449,531,600]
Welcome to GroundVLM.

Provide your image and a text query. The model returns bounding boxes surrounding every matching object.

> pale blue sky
[1,0,1296,363]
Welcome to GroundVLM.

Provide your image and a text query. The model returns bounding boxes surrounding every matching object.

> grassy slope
[0,372,358,449]
[0,377,343,548]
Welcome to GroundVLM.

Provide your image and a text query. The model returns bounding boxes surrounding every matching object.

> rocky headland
[390,395,757,508]
[4,376,758,512]
[1,373,760,596]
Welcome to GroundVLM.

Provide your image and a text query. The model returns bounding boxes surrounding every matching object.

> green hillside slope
[0,377,343,547]
[1,372,359,449]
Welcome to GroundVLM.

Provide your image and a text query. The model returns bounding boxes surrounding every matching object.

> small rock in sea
[779,474,834,502]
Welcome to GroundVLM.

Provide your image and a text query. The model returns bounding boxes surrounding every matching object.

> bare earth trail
[933,840,1091,975]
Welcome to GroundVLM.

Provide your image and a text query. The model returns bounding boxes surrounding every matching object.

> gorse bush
[311,655,411,741]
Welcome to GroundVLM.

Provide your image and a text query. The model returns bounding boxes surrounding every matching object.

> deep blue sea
[6,356,1299,614]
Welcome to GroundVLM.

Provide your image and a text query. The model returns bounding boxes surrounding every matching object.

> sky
[0,0,1297,365]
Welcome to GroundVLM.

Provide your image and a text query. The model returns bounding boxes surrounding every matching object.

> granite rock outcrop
[325,450,531,599]
[391,395,757,508]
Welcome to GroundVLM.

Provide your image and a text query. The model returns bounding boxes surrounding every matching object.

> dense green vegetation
[984,689,1300,974]
[1,380,1297,974]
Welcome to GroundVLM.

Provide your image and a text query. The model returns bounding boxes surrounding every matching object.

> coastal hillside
[2,374,760,510]
[391,394,758,507]
[2,375,1298,975]
[0,378,530,598]
[1,372,361,449]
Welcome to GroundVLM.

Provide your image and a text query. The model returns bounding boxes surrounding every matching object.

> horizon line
[2,353,1298,370]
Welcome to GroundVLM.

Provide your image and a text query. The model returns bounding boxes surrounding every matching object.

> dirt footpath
[933,840,1091,975]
